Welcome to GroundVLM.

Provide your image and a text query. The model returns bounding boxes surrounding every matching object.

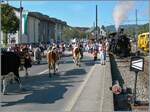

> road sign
[130,56,144,72]
[130,56,144,105]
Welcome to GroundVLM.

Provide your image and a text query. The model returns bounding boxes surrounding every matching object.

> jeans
[100,52,106,64]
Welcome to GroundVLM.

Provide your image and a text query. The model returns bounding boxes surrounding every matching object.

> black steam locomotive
[109,28,131,57]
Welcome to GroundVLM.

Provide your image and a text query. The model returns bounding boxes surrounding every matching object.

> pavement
[71,64,106,112]
[65,51,114,112]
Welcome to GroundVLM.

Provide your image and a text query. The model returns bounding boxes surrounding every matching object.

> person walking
[93,42,98,61]
[105,38,110,56]
[34,46,41,64]
[99,41,106,65]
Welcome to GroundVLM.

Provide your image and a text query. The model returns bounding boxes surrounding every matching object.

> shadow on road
[81,59,95,66]
[64,68,86,76]
[32,62,47,66]
[61,60,73,64]
[59,57,94,67]
[1,68,86,107]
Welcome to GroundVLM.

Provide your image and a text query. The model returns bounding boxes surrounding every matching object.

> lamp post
[135,9,138,53]
[19,0,23,44]
[95,5,98,41]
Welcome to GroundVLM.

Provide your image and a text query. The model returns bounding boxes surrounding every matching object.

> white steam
[113,1,135,31]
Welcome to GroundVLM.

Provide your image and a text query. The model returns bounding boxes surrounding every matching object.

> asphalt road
[1,52,95,112]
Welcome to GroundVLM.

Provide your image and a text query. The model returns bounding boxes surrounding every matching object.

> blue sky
[8,0,149,27]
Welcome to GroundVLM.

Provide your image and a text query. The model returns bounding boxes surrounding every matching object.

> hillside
[106,23,149,38]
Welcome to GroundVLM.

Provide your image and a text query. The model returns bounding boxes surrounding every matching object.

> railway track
[109,52,149,111]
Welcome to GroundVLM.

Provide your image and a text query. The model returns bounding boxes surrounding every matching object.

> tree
[62,27,89,42]
[62,27,73,41]
[138,23,149,34]
[72,28,80,39]
[78,30,86,39]
[1,4,19,46]
[62,27,79,41]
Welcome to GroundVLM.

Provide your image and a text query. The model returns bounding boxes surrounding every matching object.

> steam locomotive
[109,28,131,57]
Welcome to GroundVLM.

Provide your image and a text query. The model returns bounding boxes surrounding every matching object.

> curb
[65,65,96,112]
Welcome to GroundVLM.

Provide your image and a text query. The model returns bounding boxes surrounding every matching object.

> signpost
[130,56,144,105]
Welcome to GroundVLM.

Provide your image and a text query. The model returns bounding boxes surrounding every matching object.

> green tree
[62,27,89,41]
[62,27,79,41]
[138,23,149,34]
[78,30,86,39]
[62,27,73,41]
[1,4,19,47]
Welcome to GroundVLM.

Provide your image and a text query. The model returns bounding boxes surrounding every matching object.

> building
[1,4,67,45]
[27,12,48,43]
[28,12,67,44]
[50,18,67,43]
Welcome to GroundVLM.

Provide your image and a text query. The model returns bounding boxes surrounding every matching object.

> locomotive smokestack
[116,27,124,39]
[113,1,135,31]
[118,28,124,34]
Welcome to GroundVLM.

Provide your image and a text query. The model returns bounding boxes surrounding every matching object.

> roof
[28,12,67,25]
[28,12,49,21]
[49,17,67,25]
[8,4,67,26]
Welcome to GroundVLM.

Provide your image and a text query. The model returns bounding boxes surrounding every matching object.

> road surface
[1,52,95,112]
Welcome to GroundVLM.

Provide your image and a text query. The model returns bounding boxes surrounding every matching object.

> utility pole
[135,9,138,52]
[133,9,138,105]
[96,5,98,41]
[20,0,23,44]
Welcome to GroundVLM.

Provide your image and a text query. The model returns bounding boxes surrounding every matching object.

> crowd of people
[5,34,132,67]
[3,42,66,63]
[83,38,109,65]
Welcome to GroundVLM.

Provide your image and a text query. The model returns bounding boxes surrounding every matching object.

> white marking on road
[65,65,96,112]
[99,65,106,112]
[37,69,49,75]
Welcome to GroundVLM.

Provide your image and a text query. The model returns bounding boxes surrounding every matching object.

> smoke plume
[113,1,135,31]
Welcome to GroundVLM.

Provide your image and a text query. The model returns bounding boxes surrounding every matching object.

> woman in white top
[99,40,106,65]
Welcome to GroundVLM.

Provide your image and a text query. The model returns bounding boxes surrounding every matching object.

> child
[93,49,98,61]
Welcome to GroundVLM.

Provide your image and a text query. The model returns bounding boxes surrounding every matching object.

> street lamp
[19,0,23,44]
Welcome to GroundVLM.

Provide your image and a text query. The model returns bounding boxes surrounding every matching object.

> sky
[7,0,150,27]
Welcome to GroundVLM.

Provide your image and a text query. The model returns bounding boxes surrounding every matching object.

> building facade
[50,18,67,43]
[1,4,67,45]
